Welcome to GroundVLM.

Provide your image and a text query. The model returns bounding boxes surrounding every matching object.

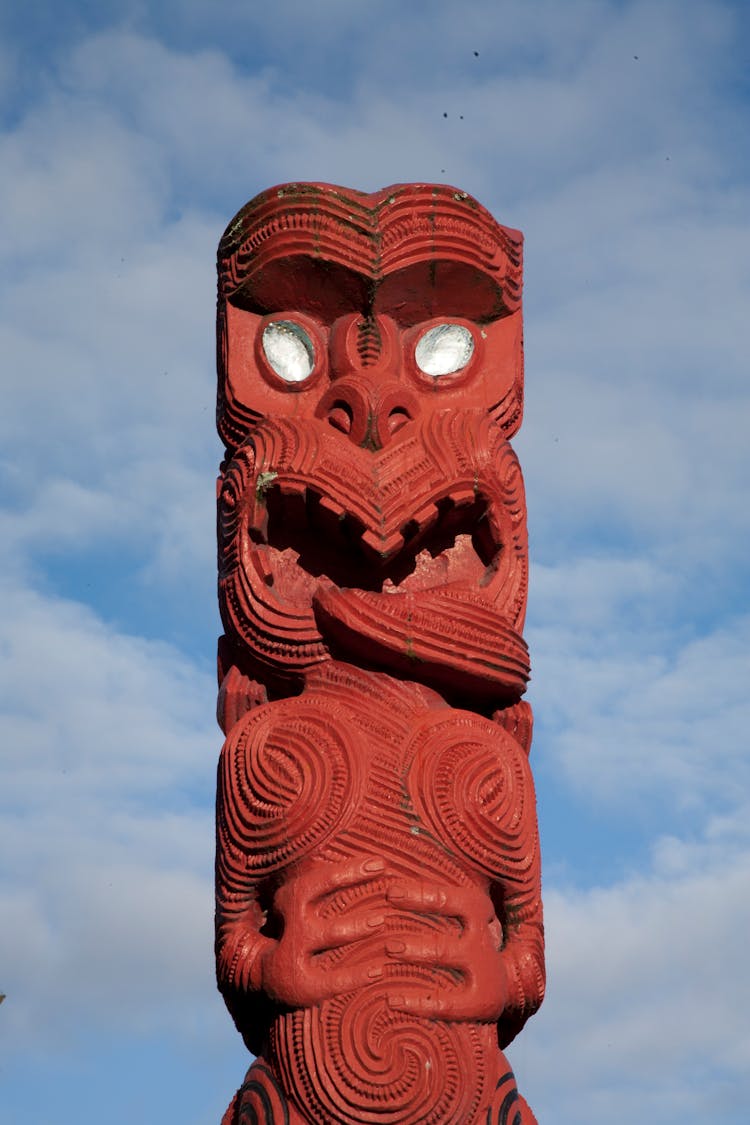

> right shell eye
[262,321,315,383]
[415,323,474,377]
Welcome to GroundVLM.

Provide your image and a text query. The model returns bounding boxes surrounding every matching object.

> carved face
[217,183,530,707]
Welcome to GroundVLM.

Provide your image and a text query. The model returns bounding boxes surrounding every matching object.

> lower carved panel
[228,1024,537,1125]
[272,991,493,1124]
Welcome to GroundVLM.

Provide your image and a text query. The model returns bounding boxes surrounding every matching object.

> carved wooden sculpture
[215,183,544,1125]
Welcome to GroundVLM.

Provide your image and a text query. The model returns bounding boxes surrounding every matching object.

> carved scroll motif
[215,183,544,1124]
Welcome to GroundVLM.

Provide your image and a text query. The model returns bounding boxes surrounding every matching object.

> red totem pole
[215,183,544,1125]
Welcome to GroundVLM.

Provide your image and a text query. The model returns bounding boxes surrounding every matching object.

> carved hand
[384,879,510,1021]
[258,856,388,1007]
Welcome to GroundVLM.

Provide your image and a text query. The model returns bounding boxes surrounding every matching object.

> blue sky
[1,2,749,1122]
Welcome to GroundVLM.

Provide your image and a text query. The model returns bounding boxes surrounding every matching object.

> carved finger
[384,932,497,977]
[313,910,386,951]
[386,880,494,927]
[386,882,447,912]
[391,931,443,958]
[386,976,507,1022]
[385,933,455,967]
[301,855,386,903]
[386,989,450,1017]
[266,953,387,1007]
[384,933,508,1021]
[312,855,386,900]
[275,855,386,919]
[324,960,386,995]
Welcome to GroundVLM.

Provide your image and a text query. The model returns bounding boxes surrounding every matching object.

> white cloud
[0,100,167,264]
[529,593,750,809]
[0,581,223,1050]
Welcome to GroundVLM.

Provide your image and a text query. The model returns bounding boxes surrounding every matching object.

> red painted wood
[215,183,544,1124]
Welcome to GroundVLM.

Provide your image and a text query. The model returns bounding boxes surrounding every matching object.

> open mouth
[229,473,528,699]
[253,481,501,597]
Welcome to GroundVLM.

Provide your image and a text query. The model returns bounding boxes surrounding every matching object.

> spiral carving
[406,711,537,887]
[218,698,359,877]
[234,1060,292,1125]
[487,1069,526,1125]
[272,989,493,1125]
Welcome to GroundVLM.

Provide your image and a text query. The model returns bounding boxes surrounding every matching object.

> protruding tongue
[312,583,530,705]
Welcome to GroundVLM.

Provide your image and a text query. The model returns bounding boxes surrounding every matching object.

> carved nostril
[319,378,414,449]
[373,387,419,449]
[387,406,412,438]
[318,381,370,446]
[328,400,354,436]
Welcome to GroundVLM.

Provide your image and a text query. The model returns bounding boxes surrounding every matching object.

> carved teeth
[360,527,405,563]
[449,486,478,506]
[253,475,501,591]
[406,502,439,538]
[277,480,306,498]
[318,497,346,521]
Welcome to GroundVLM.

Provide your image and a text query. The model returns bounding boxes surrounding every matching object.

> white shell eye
[262,321,314,383]
[415,323,474,377]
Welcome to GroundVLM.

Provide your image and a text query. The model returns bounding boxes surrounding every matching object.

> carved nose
[319,379,417,450]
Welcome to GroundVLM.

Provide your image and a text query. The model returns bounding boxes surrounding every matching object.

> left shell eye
[262,321,315,382]
[415,323,474,377]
